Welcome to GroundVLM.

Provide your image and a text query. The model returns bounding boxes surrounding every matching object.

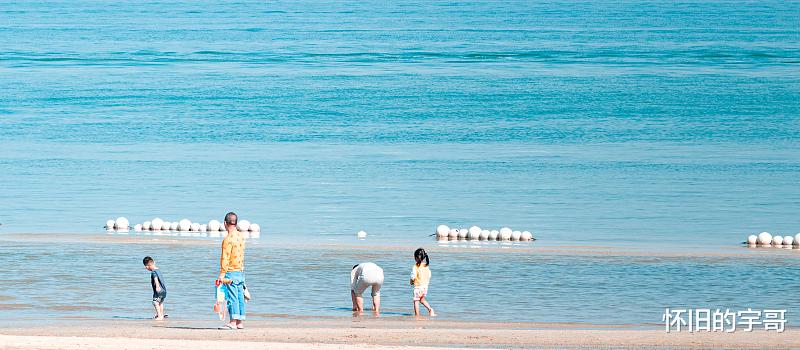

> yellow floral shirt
[220,231,245,273]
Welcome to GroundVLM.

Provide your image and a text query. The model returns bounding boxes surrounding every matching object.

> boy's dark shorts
[152,292,167,305]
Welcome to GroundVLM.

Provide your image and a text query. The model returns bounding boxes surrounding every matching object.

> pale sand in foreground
[1,319,797,350]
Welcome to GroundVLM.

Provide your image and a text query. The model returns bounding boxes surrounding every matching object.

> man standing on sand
[217,212,247,330]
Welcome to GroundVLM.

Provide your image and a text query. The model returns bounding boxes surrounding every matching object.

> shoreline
[0,318,798,349]
[3,231,800,259]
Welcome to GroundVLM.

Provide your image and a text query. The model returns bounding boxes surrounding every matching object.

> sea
[0,0,799,326]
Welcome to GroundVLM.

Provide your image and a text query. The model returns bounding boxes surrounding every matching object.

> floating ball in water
[757,232,772,245]
[795,233,800,246]
[114,217,129,230]
[521,231,533,241]
[161,221,171,231]
[179,219,191,231]
[747,234,758,245]
[249,223,260,232]
[357,230,367,238]
[143,221,152,231]
[479,230,490,240]
[783,235,794,246]
[208,220,221,232]
[134,224,142,231]
[170,222,178,231]
[448,229,458,239]
[237,220,251,232]
[773,235,784,246]
[190,222,200,231]
[489,230,499,240]
[199,224,208,232]
[468,226,481,240]
[151,218,163,231]
[105,219,115,229]
[499,227,512,240]
[436,225,450,237]
[457,229,468,239]
[511,231,522,241]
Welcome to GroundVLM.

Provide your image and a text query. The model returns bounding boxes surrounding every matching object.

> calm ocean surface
[0,0,799,324]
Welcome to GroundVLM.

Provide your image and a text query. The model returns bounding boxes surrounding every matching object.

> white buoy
[200,224,208,232]
[468,226,481,240]
[511,230,522,241]
[143,221,152,231]
[179,219,191,231]
[448,228,458,239]
[114,217,129,230]
[148,218,160,231]
[747,234,758,245]
[237,220,251,232]
[773,235,784,246]
[489,230,499,240]
[134,224,143,231]
[105,219,115,229]
[208,220,221,232]
[170,222,178,231]
[436,225,450,238]
[499,227,512,240]
[479,230,490,240]
[190,222,200,231]
[795,233,800,246]
[521,231,533,241]
[161,221,171,231]
[151,218,163,231]
[357,230,367,238]
[457,228,468,239]
[757,232,772,245]
[251,231,260,239]
[783,235,794,246]
[249,223,260,232]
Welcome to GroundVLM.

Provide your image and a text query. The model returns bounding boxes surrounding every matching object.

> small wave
[1,48,796,66]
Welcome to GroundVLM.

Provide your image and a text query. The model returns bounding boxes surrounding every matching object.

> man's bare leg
[372,295,381,316]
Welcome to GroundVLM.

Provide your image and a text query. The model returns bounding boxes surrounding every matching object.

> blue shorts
[152,291,167,305]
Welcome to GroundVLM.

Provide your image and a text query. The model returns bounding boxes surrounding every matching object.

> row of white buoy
[104,217,261,238]
[746,232,800,247]
[435,225,534,241]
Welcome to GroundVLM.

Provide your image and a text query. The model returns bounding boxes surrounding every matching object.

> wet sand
[0,318,798,349]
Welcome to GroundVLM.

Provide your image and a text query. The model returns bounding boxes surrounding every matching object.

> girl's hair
[414,248,429,266]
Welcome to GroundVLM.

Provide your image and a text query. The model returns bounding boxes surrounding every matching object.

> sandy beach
[1,318,798,350]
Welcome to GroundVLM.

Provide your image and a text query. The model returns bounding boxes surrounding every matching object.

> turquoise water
[1,0,799,324]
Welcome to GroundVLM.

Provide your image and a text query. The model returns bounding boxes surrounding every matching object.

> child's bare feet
[154,316,164,321]
[429,310,436,317]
